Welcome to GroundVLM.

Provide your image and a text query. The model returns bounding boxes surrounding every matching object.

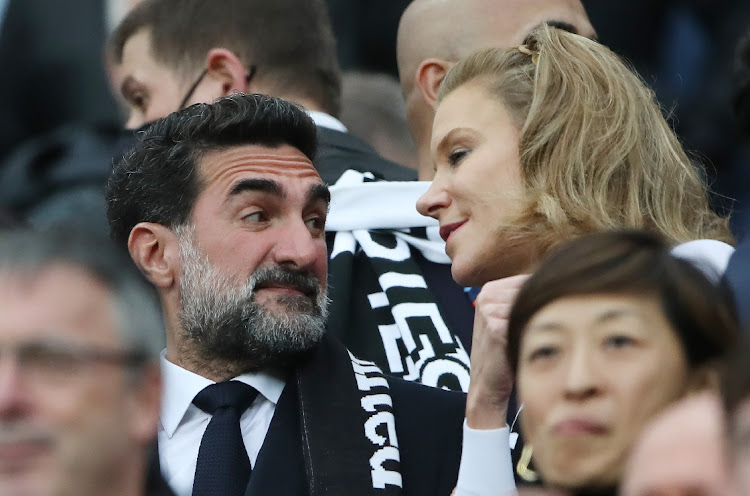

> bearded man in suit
[105,93,474,496]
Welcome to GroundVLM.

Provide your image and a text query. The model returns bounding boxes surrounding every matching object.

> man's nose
[0,358,29,417]
[271,219,323,270]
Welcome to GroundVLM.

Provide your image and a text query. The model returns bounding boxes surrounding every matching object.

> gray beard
[177,230,329,371]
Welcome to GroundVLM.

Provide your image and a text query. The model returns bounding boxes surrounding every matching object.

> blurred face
[175,144,330,369]
[621,394,733,496]
[114,28,213,129]
[0,266,155,496]
[517,294,690,491]
[731,399,750,496]
[416,82,528,286]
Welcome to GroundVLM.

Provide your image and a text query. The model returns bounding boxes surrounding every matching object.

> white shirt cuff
[454,420,517,496]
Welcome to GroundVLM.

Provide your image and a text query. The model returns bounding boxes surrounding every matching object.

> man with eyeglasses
[0,229,168,496]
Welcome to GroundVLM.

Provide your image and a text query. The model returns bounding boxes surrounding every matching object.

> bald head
[621,393,734,496]
[397,0,593,88]
[397,0,594,179]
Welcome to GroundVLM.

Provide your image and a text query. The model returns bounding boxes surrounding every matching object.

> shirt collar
[159,350,286,438]
[308,110,348,133]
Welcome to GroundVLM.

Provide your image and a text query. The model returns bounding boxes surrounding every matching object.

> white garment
[455,423,517,496]
[158,351,286,496]
[326,170,451,265]
[308,110,348,133]
[670,239,734,283]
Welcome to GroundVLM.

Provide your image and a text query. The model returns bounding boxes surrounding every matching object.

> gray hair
[0,228,164,361]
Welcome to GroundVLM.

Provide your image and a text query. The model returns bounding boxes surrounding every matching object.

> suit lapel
[244,379,308,496]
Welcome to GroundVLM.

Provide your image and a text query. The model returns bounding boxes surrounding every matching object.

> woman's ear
[128,222,179,289]
[687,363,722,394]
[205,47,250,96]
[415,58,452,110]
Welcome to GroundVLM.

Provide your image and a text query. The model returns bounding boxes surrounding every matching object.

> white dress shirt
[158,351,286,496]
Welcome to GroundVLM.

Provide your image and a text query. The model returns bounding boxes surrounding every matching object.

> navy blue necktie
[192,381,259,496]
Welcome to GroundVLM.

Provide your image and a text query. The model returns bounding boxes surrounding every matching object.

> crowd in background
[0,1,749,496]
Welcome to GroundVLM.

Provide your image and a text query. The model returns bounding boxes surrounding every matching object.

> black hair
[507,230,738,373]
[106,93,318,246]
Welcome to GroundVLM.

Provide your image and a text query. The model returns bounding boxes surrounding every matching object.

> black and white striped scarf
[325,171,472,392]
[296,333,402,495]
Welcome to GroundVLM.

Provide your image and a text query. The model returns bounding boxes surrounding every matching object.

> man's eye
[21,347,84,375]
[243,211,267,222]
[448,148,470,166]
[305,216,325,231]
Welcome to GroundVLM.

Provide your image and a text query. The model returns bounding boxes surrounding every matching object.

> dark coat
[149,376,465,496]
[314,126,416,184]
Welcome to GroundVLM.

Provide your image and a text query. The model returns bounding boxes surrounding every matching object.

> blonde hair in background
[438,25,733,257]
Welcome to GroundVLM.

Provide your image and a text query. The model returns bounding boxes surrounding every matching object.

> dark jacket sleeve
[388,378,465,496]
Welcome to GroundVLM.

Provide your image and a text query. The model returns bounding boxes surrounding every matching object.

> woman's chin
[450,261,489,287]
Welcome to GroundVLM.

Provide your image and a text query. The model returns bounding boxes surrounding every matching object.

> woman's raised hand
[466,274,530,429]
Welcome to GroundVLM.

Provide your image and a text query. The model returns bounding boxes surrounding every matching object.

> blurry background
[1,0,749,235]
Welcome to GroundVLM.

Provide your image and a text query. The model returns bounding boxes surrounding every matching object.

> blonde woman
[414,25,735,494]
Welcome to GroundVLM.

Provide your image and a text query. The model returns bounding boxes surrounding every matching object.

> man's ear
[128,222,179,289]
[205,48,249,97]
[415,58,452,110]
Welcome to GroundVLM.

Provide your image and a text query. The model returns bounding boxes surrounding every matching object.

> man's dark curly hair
[105,93,318,246]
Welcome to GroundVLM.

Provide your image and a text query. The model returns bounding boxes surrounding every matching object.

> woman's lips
[440,221,467,242]
[553,418,608,437]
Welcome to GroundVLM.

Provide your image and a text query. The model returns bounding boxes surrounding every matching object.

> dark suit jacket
[726,238,750,328]
[151,378,465,496]
[315,126,417,184]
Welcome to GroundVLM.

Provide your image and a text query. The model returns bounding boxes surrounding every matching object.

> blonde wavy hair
[438,25,733,254]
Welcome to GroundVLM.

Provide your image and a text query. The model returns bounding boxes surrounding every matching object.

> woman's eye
[528,346,558,362]
[604,334,636,350]
[448,148,470,166]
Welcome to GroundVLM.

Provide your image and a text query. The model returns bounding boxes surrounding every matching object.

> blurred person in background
[584,1,750,227]
[488,230,737,495]
[0,0,132,235]
[0,229,166,496]
[109,0,414,184]
[0,0,120,162]
[416,25,734,494]
[396,0,595,179]
[108,0,481,397]
[105,93,467,496]
[340,71,418,170]
[620,392,735,496]
[722,335,750,496]
[726,29,750,330]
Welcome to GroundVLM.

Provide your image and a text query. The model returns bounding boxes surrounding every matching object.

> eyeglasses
[0,340,149,387]
[178,64,258,110]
